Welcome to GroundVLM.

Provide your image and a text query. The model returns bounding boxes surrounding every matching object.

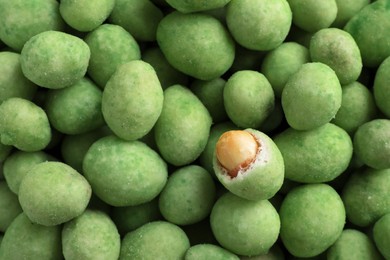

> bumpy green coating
[0,0,65,51]
[83,135,167,206]
[342,168,390,227]
[327,229,382,260]
[210,192,280,256]
[0,98,51,152]
[142,47,188,89]
[3,151,54,194]
[0,182,22,232]
[45,77,105,135]
[0,213,62,260]
[18,162,91,226]
[159,165,216,225]
[287,0,337,33]
[281,62,342,130]
[310,28,362,85]
[111,198,161,235]
[224,71,275,128]
[353,119,390,170]
[102,60,163,141]
[120,221,190,259]
[226,0,291,51]
[85,24,141,88]
[154,85,212,166]
[109,0,163,41]
[191,78,228,123]
[374,56,390,118]
[274,123,352,183]
[167,0,230,13]
[20,31,90,89]
[373,213,390,259]
[261,42,310,97]
[344,0,390,67]
[62,210,120,260]
[185,244,239,260]
[60,0,115,32]
[214,129,284,201]
[332,0,371,28]
[332,81,377,134]
[0,52,37,103]
[157,12,235,80]
[280,184,345,258]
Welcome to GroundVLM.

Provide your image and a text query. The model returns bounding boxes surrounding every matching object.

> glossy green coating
[83,135,167,206]
[167,0,230,13]
[18,162,92,226]
[280,184,345,258]
[185,244,239,260]
[0,182,22,232]
[373,213,390,259]
[374,56,390,118]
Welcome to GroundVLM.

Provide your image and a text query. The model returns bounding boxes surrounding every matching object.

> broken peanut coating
[213,129,284,201]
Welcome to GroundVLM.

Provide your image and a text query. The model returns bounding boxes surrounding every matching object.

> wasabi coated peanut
[0,98,51,152]
[280,184,346,258]
[185,244,239,260]
[224,70,275,128]
[0,52,37,103]
[154,85,212,166]
[374,56,390,118]
[59,0,115,32]
[109,0,163,42]
[274,123,353,183]
[226,0,291,51]
[261,42,310,97]
[281,62,342,130]
[342,168,390,227]
[0,213,62,260]
[102,60,163,141]
[45,77,105,135]
[84,24,141,88]
[83,135,168,206]
[310,28,362,85]
[18,161,92,226]
[332,0,371,28]
[213,129,284,201]
[287,0,337,33]
[62,210,120,260]
[120,221,190,259]
[21,31,90,89]
[3,151,54,194]
[159,165,216,225]
[157,12,235,80]
[344,0,390,67]
[353,119,390,170]
[210,192,280,256]
[0,182,22,232]
[0,0,64,51]
[373,213,390,259]
[166,0,231,13]
[327,229,382,260]
[332,81,377,134]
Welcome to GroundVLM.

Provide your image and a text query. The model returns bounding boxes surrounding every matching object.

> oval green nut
[18,161,92,226]
[210,192,280,256]
[226,0,292,51]
[373,213,390,259]
[157,12,235,80]
[374,56,390,118]
[83,135,168,207]
[62,210,120,260]
[281,62,342,130]
[20,31,90,89]
[332,0,370,28]
[310,28,362,85]
[120,221,190,260]
[102,60,163,141]
[154,85,212,166]
[274,123,352,183]
[166,0,230,13]
[280,184,346,258]
[0,182,22,232]
[0,213,62,260]
[0,97,51,152]
[224,70,275,128]
[185,244,239,260]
